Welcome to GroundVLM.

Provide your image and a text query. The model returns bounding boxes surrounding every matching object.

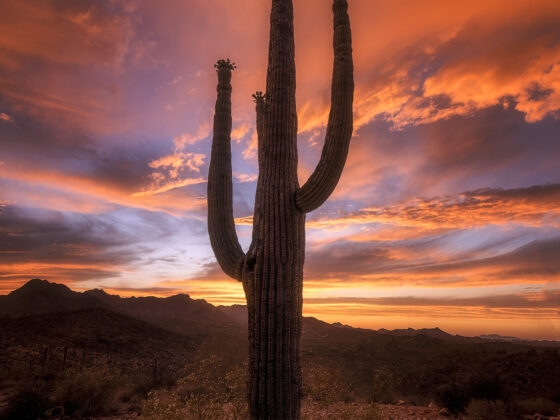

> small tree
[207,0,354,418]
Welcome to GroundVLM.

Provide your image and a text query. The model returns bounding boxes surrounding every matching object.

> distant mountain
[377,327,455,340]
[219,304,463,341]
[0,279,100,316]
[477,333,522,342]
[217,304,247,326]
[2,280,558,346]
[0,279,239,336]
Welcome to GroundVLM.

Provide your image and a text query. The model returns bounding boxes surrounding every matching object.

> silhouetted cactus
[80,349,86,373]
[41,346,49,370]
[207,0,353,418]
[62,346,68,370]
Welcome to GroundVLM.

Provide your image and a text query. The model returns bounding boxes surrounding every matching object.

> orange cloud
[132,176,206,197]
[0,1,136,133]
[341,1,560,131]
[231,123,251,143]
[0,2,132,66]
[0,164,206,216]
[422,36,560,125]
[149,153,205,174]
[308,184,560,231]
[242,129,259,160]
[172,123,211,149]
[236,184,560,234]
[0,112,14,123]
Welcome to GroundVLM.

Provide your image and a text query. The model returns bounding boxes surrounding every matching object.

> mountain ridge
[0,279,237,336]
[2,279,558,345]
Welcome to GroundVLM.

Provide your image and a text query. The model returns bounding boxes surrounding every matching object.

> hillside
[0,307,199,374]
[0,279,238,336]
[1,280,559,419]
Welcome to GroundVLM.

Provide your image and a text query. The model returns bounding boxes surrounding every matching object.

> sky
[0,0,559,340]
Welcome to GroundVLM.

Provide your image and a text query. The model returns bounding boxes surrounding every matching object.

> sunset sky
[1,0,559,339]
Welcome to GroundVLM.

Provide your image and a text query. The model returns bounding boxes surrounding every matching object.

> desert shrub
[369,369,396,404]
[514,397,559,417]
[467,399,513,420]
[142,388,247,420]
[435,382,469,414]
[176,355,245,403]
[141,390,186,420]
[141,354,247,420]
[1,384,52,420]
[467,374,507,401]
[129,372,170,398]
[303,364,354,405]
[54,368,118,416]
[435,373,510,415]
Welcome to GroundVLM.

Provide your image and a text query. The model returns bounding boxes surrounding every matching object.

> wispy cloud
[233,172,258,183]
[0,112,14,124]
[308,183,560,231]
[132,176,206,197]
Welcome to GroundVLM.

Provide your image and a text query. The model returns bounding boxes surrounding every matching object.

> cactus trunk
[207,0,353,418]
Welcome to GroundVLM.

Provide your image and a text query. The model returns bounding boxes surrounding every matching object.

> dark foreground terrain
[1,280,559,419]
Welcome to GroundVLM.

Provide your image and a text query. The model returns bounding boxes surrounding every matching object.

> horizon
[1,0,559,341]
[3,278,558,342]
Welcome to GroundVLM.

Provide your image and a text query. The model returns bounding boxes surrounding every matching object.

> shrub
[54,368,118,416]
[303,364,353,405]
[141,354,247,420]
[467,399,513,420]
[467,375,507,401]
[141,390,186,420]
[435,382,469,414]
[514,397,559,417]
[369,369,396,404]
[2,385,52,420]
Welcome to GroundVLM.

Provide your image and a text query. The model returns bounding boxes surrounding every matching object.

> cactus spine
[207,0,353,418]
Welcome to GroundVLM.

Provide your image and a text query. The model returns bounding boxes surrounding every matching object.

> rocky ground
[377,403,560,420]
[378,403,464,420]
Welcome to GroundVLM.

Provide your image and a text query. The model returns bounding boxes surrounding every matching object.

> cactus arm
[244,92,267,272]
[295,0,354,213]
[252,91,267,163]
[246,92,268,261]
[207,59,245,281]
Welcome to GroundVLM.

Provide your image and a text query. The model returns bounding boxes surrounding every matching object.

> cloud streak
[308,183,560,231]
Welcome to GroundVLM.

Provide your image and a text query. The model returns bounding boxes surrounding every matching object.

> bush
[435,373,510,415]
[467,399,513,420]
[1,385,52,420]
[369,369,396,404]
[141,354,247,420]
[514,397,559,417]
[55,368,118,416]
[467,375,507,401]
[435,382,469,414]
[303,364,354,405]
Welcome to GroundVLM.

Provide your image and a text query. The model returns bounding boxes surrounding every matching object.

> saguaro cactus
[207,0,353,418]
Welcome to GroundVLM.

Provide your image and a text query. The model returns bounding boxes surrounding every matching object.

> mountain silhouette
[0,279,237,335]
[2,280,558,347]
